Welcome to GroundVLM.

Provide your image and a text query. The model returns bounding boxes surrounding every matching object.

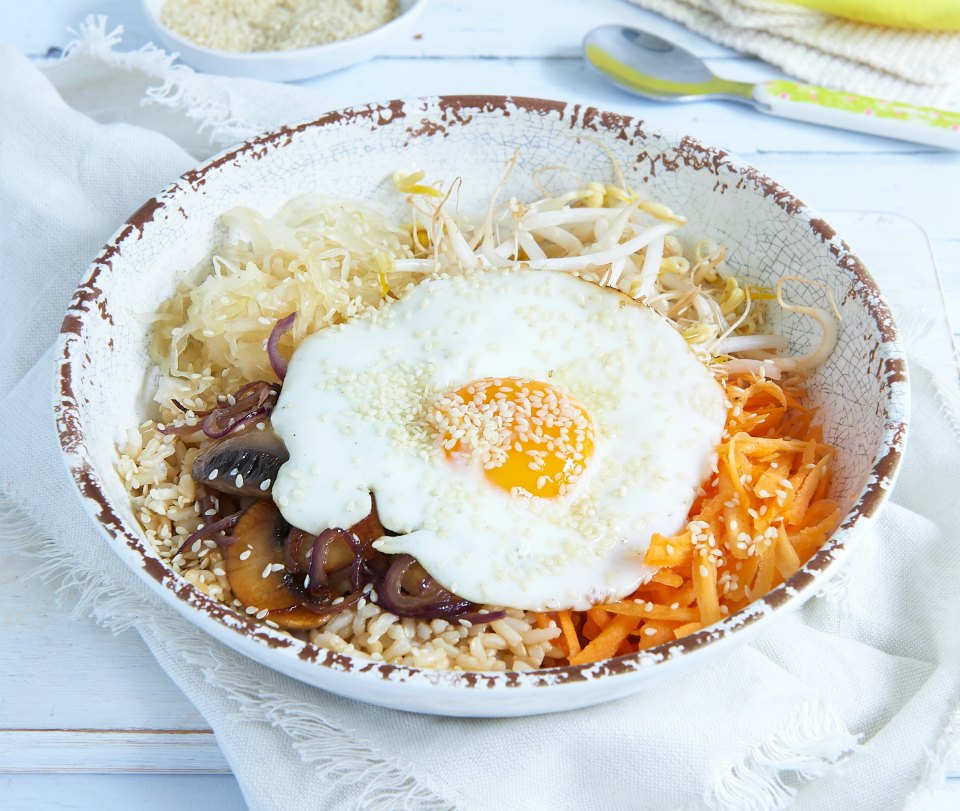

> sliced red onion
[375,554,491,619]
[231,380,279,403]
[343,532,381,591]
[175,509,245,556]
[158,421,203,436]
[201,406,268,439]
[199,381,278,439]
[267,312,297,381]
[309,528,354,593]
[161,381,278,439]
[283,528,310,573]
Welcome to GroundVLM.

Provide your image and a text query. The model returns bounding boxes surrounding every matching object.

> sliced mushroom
[225,499,385,631]
[224,500,297,612]
[192,424,289,498]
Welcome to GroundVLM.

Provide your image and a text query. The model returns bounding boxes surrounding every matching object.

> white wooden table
[3,1,959,808]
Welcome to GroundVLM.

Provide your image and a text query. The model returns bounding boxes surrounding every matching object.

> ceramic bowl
[141,0,429,81]
[55,96,908,717]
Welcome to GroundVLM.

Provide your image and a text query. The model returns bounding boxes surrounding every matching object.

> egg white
[271,269,726,610]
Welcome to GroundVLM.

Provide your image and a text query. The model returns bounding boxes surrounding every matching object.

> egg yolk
[431,377,596,498]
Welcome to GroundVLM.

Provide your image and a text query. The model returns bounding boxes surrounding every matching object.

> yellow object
[392,169,441,197]
[783,0,960,31]
[434,377,596,499]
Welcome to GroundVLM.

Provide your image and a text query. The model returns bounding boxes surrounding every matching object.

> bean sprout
[388,159,841,381]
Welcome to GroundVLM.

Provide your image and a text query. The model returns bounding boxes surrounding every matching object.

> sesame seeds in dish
[119,157,842,672]
[159,0,400,53]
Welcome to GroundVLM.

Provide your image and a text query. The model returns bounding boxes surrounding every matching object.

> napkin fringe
[0,491,157,634]
[63,16,261,150]
[706,702,860,810]
[905,699,960,810]
[0,490,450,809]
[0,488,861,811]
[180,644,451,810]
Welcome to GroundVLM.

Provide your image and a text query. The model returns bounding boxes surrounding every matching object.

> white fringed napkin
[2,21,960,811]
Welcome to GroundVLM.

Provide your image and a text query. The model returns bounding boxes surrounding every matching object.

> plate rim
[53,94,910,702]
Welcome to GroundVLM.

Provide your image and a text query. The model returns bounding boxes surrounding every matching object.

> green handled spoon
[583,25,960,150]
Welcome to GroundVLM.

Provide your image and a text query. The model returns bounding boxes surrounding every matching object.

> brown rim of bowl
[54,95,908,688]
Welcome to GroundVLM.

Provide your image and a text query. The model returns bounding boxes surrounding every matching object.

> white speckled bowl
[141,0,429,81]
[55,97,908,717]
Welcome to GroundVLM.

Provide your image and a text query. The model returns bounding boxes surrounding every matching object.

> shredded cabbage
[151,195,430,406]
[151,163,840,413]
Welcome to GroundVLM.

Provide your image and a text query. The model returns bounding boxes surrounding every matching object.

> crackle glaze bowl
[55,96,908,717]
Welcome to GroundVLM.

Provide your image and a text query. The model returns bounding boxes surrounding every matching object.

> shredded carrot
[603,601,699,622]
[814,465,833,503]
[651,570,684,588]
[774,525,801,580]
[673,621,702,639]
[752,542,777,598]
[554,373,839,666]
[582,617,603,640]
[587,606,611,631]
[645,532,693,568]
[634,621,676,650]
[693,552,722,626]
[570,614,640,665]
[556,610,581,659]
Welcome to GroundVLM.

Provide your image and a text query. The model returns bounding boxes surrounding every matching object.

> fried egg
[271,269,726,611]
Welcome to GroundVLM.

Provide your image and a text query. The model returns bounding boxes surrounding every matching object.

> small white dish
[141,0,429,81]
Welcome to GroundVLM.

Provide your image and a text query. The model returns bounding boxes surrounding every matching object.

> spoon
[583,25,960,150]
